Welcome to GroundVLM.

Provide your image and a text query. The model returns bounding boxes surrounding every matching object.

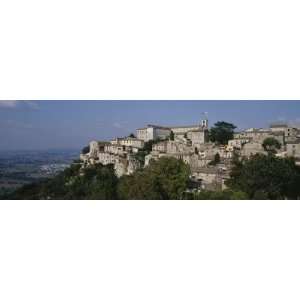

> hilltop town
[79,118,300,193]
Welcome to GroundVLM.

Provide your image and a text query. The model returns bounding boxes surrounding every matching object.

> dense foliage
[133,138,166,165]
[81,145,90,154]
[209,121,236,145]
[6,157,191,200]
[169,130,175,141]
[118,157,190,199]
[0,187,14,200]
[8,163,118,200]
[208,153,221,165]
[183,189,248,200]
[226,154,300,199]
[5,151,300,200]
[262,137,281,154]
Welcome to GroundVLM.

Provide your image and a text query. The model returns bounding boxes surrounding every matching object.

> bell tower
[201,112,208,129]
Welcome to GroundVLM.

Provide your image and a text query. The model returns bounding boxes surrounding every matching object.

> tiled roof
[270,123,288,128]
[170,125,200,129]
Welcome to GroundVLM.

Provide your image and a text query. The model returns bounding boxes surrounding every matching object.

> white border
[0,0,300,100]
[1,200,300,300]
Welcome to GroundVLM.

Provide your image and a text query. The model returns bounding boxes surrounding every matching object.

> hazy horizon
[1,100,300,151]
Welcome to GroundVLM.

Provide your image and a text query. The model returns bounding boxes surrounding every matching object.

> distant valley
[0,149,79,195]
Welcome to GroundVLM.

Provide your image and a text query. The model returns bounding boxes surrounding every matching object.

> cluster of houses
[79,118,300,192]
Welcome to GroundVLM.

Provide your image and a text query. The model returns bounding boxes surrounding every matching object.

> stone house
[228,138,250,150]
[234,128,284,145]
[191,167,229,191]
[170,124,202,135]
[241,142,266,157]
[152,141,168,153]
[136,125,171,141]
[89,141,100,158]
[270,123,299,143]
[105,144,125,155]
[111,137,144,149]
[186,129,209,145]
[286,140,300,159]
[98,152,117,165]
[114,154,141,177]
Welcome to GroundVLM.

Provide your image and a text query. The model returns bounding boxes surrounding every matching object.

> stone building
[113,154,141,177]
[234,128,284,145]
[137,117,209,142]
[286,140,300,159]
[127,154,141,174]
[136,125,171,141]
[89,141,100,158]
[152,141,168,153]
[170,124,202,135]
[105,143,125,155]
[98,152,117,165]
[169,117,208,135]
[114,157,127,178]
[79,137,141,178]
[227,138,250,150]
[233,127,286,158]
[186,129,209,146]
[166,140,190,154]
[270,123,299,143]
[111,137,144,149]
[241,142,266,157]
[191,166,229,191]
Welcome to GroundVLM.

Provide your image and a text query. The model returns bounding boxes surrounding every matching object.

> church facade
[136,117,209,142]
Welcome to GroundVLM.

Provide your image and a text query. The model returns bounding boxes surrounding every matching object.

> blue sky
[0,100,300,151]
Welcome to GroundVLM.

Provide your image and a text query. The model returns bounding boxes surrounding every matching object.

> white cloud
[276,116,286,121]
[0,119,33,129]
[112,122,123,129]
[0,100,39,110]
[24,101,39,110]
[0,100,18,108]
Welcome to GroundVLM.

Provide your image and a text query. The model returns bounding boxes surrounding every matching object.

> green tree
[226,154,300,199]
[262,137,281,154]
[208,152,221,166]
[118,157,190,199]
[143,140,155,152]
[81,145,90,154]
[133,150,147,166]
[209,121,236,145]
[9,163,118,200]
[182,189,248,200]
[128,133,136,138]
[229,190,248,200]
[215,153,220,163]
[132,138,164,167]
[169,130,175,141]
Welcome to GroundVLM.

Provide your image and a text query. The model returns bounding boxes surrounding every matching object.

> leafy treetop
[262,137,281,154]
[209,121,236,145]
[226,153,300,199]
[81,145,90,154]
